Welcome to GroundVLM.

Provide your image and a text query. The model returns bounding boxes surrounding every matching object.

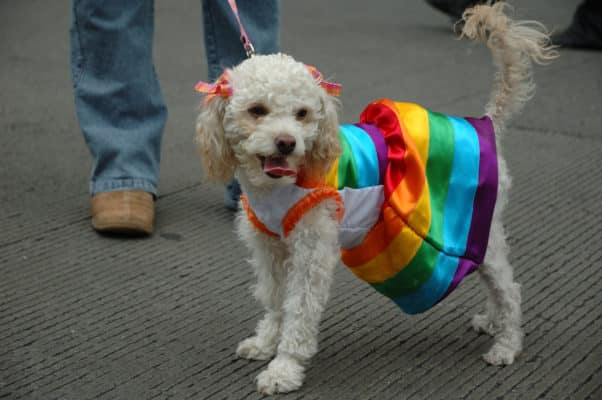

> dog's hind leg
[236,216,288,361]
[255,203,340,394]
[475,217,523,365]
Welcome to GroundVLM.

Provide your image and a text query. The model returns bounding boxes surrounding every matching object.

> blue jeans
[70,0,280,196]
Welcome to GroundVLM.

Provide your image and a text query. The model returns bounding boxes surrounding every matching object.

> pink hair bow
[194,71,233,106]
[305,65,342,97]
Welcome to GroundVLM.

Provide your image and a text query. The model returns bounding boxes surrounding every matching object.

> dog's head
[195,53,341,189]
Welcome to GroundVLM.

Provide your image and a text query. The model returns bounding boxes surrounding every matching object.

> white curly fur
[195,3,557,394]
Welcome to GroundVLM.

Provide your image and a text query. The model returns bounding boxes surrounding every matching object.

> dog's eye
[295,108,308,120]
[248,104,269,118]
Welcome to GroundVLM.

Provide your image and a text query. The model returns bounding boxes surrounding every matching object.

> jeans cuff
[90,178,157,197]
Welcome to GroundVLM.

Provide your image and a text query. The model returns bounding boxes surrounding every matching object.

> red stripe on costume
[360,100,406,199]
[360,99,427,221]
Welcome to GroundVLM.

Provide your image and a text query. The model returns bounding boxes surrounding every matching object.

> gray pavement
[1,0,601,399]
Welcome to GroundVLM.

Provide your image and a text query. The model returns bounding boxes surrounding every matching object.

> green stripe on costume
[337,131,359,188]
[371,236,440,297]
[424,111,455,247]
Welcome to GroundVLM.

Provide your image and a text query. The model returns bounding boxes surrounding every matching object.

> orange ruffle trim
[282,187,344,238]
[240,195,279,238]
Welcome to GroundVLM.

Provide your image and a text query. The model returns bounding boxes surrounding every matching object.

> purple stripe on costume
[444,116,498,296]
[355,123,388,185]
[464,116,498,261]
[441,258,479,301]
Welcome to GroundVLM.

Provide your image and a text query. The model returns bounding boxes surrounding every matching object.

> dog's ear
[303,91,341,181]
[195,95,237,183]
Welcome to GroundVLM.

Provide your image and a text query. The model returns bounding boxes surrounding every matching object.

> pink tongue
[263,157,296,176]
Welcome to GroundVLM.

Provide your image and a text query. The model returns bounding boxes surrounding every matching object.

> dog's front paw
[236,336,276,361]
[483,342,519,366]
[256,356,305,395]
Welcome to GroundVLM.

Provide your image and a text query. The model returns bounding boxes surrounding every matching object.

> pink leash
[195,0,342,104]
[227,0,255,58]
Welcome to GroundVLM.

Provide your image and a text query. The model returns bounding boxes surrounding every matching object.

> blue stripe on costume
[442,116,480,255]
[340,125,380,187]
[394,253,459,314]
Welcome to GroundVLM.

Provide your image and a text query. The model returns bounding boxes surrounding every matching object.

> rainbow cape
[332,99,497,313]
[242,99,498,314]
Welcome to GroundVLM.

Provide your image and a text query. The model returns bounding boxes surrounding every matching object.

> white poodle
[195,3,557,395]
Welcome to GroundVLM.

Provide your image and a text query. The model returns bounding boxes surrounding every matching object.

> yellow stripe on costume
[324,157,339,189]
[392,102,430,163]
[393,102,432,239]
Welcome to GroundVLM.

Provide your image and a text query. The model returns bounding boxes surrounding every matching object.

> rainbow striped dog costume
[241,98,498,314]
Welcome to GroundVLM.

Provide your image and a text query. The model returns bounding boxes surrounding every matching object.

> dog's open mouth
[259,155,297,179]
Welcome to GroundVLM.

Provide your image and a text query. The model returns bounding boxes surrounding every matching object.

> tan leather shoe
[91,190,154,235]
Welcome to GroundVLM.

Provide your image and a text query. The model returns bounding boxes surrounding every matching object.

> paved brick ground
[1,0,601,399]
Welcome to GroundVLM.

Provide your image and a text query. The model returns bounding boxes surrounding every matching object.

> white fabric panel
[244,184,385,248]
[244,185,313,237]
[338,186,384,249]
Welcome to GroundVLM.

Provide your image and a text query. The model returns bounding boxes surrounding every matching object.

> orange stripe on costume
[385,101,432,239]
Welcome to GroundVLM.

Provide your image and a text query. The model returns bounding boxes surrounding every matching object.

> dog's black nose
[275,135,296,155]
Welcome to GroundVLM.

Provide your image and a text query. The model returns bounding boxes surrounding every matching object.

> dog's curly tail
[460,2,558,132]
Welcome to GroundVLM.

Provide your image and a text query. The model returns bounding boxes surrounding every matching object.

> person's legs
[71,0,166,234]
[71,0,166,197]
[552,0,602,50]
[201,0,280,210]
